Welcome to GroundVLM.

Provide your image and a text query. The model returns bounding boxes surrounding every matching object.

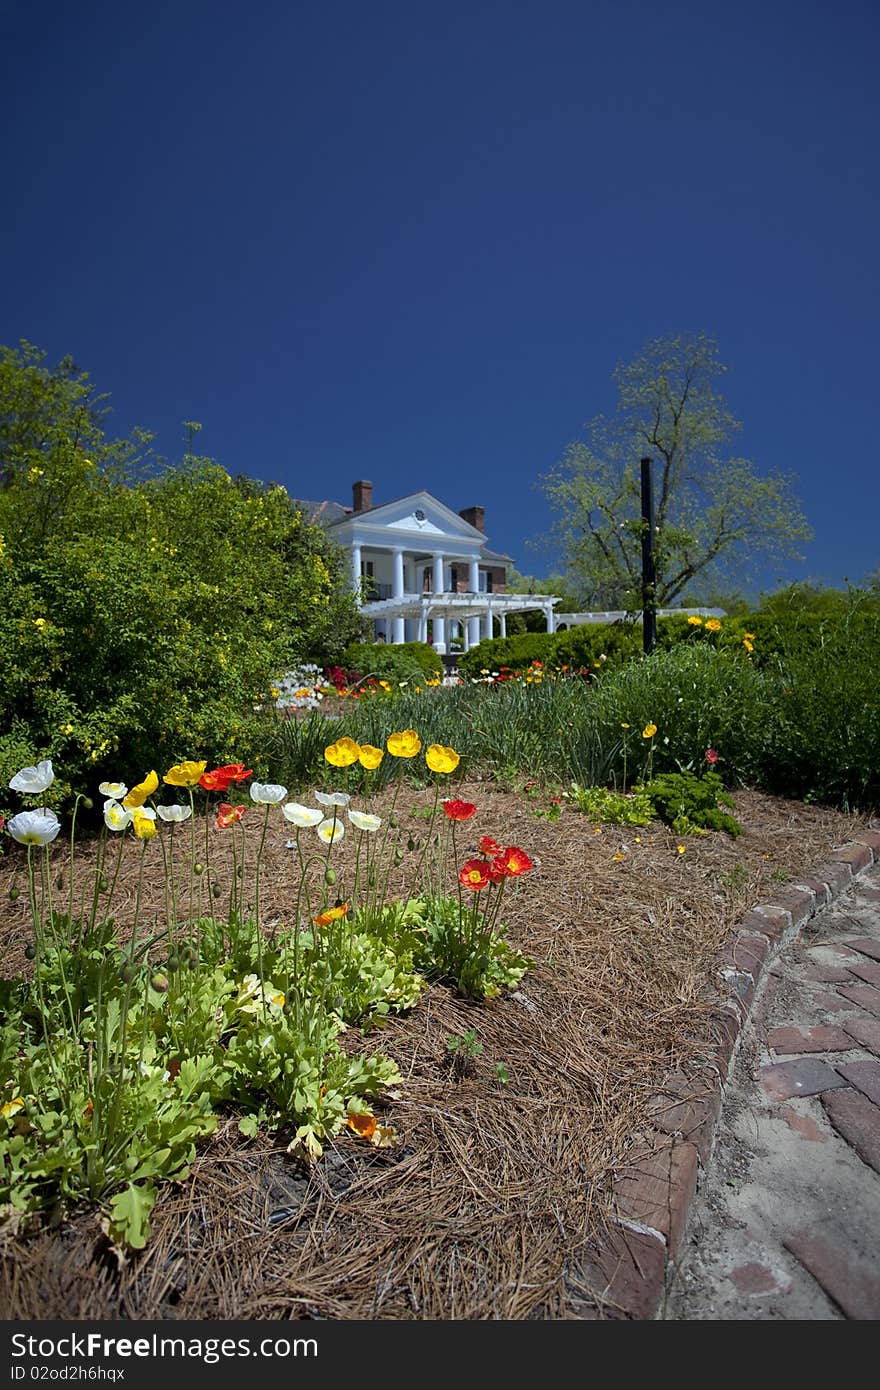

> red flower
[216,802,246,829]
[479,835,503,857]
[705,748,719,765]
[201,763,253,792]
[459,858,490,891]
[443,799,477,822]
[492,846,533,878]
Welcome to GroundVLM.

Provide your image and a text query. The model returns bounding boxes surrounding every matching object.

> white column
[546,603,555,634]
[432,553,445,593]
[468,558,479,592]
[499,612,507,638]
[481,608,492,641]
[433,614,445,649]
[351,544,362,595]
[392,548,404,599]
[468,616,480,648]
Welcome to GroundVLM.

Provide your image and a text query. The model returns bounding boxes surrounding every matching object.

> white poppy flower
[281,803,324,827]
[314,790,351,807]
[104,799,133,832]
[98,781,128,799]
[348,809,381,832]
[316,817,345,844]
[156,804,193,823]
[9,760,55,795]
[249,782,288,805]
[7,809,61,846]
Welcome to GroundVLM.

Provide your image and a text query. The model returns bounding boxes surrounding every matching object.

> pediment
[342,491,485,543]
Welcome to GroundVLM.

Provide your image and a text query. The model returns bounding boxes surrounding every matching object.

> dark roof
[481,546,513,563]
[293,498,352,526]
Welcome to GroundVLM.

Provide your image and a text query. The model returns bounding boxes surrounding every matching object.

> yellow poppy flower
[387,729,422,758]
[1,1097,25,1120]
[425,744,460,774]
[163,760,207,787]
[642,723,657,739]
[123,770,159,808]
[687,615,703,626]
[324,737,361,768]
[358,744,384,769]
[705,618,722,632]
[132,811,158,841]
[743,638,754,653]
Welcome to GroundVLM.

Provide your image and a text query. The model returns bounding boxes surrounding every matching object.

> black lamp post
[640,457,657,655]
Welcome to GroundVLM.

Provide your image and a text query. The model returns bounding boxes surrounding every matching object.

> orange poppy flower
[492,846,533,877]
[443,799,477,821]
[313,902,350,927]
[459,858,490,891]
[200,763,253,792]
[346,1113,377,1139]
[216,802,245,829]
[479,835,503,857]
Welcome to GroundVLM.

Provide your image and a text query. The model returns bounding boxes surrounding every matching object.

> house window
[450,565,459,591]
[478,571,491,593]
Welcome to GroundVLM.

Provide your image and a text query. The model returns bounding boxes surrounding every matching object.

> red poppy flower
[215,802,245,829]
[459,858,490,891]
[705,748,719,765]
[479,835,503,857]
[201,763,253,792]
[492,846,533,878]
[443,799,477,821]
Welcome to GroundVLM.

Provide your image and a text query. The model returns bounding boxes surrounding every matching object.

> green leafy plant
[569,784,654,825]
[642,769,742,836]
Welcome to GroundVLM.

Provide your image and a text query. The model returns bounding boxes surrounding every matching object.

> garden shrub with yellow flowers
[0,343,363,812]
[1,730,532,1251]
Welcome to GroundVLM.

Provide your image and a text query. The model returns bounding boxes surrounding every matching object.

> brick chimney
[459,505,485,533]
[352,479,373,513]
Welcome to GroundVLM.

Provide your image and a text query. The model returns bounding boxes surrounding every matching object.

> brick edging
[573,828,880,1320]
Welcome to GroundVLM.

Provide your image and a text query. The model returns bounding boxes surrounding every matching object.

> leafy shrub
[553,620,642,669]
[457,632,556,676]
[641,769,742,836]
[341,641,442,685]
[0,343,362,808]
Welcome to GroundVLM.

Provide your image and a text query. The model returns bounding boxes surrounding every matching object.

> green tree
[539,334,812,609]
[0,342,361,803]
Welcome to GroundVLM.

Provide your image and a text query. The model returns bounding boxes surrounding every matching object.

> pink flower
[705,748,719,765]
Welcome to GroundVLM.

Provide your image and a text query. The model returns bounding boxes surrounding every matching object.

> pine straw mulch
[0,781,873,1321]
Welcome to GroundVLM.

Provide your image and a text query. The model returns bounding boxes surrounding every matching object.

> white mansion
[297,481,558,654]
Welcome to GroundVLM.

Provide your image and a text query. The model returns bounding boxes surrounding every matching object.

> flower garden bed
[0,759,869,1320]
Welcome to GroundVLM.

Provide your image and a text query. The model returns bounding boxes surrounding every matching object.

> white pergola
[360,591,559,652]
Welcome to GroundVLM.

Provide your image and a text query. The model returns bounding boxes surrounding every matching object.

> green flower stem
[254,804,271,1020]
[407,781,440,900]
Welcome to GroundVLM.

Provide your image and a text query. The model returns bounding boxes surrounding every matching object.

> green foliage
[538,333,812,608]
[0,343,362,807]
[406,895,531,1000]
[458,632,556,676]
[569,784,654,824]
[642,769,742,836]
[342,641,443,685]
[553,621,642,669]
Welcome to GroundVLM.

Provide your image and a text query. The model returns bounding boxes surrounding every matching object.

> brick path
[568,831,880,1319]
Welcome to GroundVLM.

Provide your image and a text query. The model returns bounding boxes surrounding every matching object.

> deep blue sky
[3,0,878,596]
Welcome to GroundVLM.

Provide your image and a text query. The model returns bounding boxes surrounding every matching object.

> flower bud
[324,867,337,886]
[81,796,93,811]
[24,944,37,960]
[150,972,170,993]
[211,882,223,899]
[393,846,404,865]
[194,863,204,875]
